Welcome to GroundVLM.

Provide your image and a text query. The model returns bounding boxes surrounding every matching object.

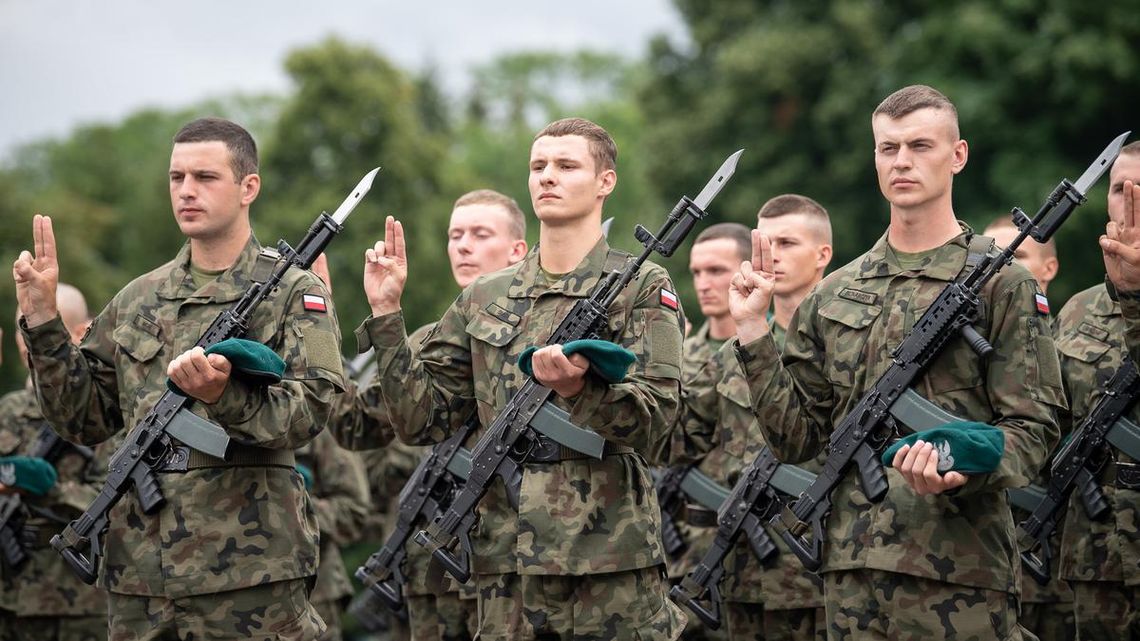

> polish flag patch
[1035,293,1050,315]
[660,289,679,310]
[303,294,328,313]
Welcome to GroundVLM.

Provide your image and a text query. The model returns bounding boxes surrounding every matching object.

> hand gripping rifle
[50,168,380,584]
[1018,357,1140,584]
[0,424,93,571]
[769,132,1129,574]
[413,150,744,583]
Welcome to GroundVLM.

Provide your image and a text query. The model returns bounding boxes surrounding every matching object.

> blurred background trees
[2,0,1137,391]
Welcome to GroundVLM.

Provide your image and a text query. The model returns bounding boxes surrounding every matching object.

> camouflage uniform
[297,429,370,641]
[0,385,109,641]
[19,237,344,640]
[674,323,825,641]
[360,239,688,640]
[1055,282,1140,638]
[734,227,1065,640]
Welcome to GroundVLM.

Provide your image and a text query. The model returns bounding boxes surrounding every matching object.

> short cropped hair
[757,194,833,245]
[1121,141,1140,158]
[873,85,960,139]
[173,117,259,181]
[694,222,751,262]
[984,215,1056,258]
[534,117,617,174]
[453,189,527,240]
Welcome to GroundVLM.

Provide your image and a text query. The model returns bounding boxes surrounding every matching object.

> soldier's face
[985,225,1057,293]
[529,135,615,226]
[689,238,741,319]
[1109,153,1140,227]
[447,203,525,288]
[757,213,831,298]
[873,108,967,213]
[168,141,257,241]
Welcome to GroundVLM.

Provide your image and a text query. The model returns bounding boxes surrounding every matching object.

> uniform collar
[507,236,616,299]
[156,235,262,303]
[855,222,974,282]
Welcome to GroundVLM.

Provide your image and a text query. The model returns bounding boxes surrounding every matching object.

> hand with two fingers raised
[729,229,778,344]
[364,216,408,317]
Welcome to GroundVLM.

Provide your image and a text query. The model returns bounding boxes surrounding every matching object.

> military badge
[302,294,328,313]
[0,463,15,487]
[660,289,679,310]
[1035,293,1050,315]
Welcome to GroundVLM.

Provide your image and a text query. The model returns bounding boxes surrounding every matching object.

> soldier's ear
[509,240,528,264]
[240,173,261,207]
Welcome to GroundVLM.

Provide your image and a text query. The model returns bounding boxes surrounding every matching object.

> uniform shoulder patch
[659,288,679,310]
[838,287,878,306]
[302,294,327,313]
[1034,293,1050,316]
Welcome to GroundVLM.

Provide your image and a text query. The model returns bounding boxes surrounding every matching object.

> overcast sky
[0,0,688,159]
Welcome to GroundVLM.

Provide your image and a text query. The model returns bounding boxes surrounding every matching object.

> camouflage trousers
[0,611,106,641]
[107,579,325,641]
[407,590,475,641]
[823,569,1034,641]
[1071,581,1140,639]
[1019,600,1075,641]
[473,566,687,640]
[313,598,344,641]
[723,602,826,641]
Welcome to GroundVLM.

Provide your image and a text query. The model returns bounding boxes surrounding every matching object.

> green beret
[517,339,637,384]
[295,463,315,490]
[168,338,286,393]
[881,421,1005,474]
[0,456,58,496]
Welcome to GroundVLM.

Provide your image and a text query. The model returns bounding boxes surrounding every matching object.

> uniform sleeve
[205,277,346,449]
[736,295,836,464]
[361,301,475,446]
[1116,287,1140,365]
[308,431,371,546]
[565,266,683,464]
[324,377,395,451]
[669,351,720,465]
[22,308,125,446]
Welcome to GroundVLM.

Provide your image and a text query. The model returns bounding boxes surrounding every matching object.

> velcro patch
[838,288,878,306]
[660,289,679,310]
[1077,322,1109,342]
[1035,293,1050,316]
[302,294,327,313]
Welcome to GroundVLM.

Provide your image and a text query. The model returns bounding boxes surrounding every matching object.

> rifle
[0,424,93,571]
[413,150,744,583]
[50,168,380,584]
[1018,358,1140,584]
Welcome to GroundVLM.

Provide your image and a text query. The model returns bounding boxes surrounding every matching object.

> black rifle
[414,150,744,583]
[355,418,479,612]
[50,168,380,584]
[0,424,93,571]
[770,133,1128,573]
[1018,358,1140,584]
[653,466,691,558]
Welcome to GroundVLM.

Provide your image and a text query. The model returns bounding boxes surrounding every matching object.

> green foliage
[640,0,1140,322]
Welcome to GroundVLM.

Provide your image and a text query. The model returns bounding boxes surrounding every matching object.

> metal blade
[692,150,744,210]
[1074,132,1130,195]
[331,167,382,224]
[601,217,615,238]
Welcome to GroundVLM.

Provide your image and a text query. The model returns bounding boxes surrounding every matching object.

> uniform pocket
[716,371,753,460]
[465,309,524,410]
[817,298,882,388]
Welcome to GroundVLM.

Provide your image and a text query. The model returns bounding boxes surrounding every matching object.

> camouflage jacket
[1057,282,1140,586]
[672,324,824,608]
[20,237,345,598]
[0,385,109,616]
[296,429,370,606]
[360,238,685,576]
[735,226,1065,594]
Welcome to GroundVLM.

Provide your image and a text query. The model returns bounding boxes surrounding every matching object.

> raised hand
[12,215,60,328]
[1103,180,1140,292]
[729,229,777,343]
[363,216,408,317]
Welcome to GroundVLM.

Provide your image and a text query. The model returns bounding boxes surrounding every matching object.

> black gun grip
[1020,547,1051,587]
[131,466,165,515]
[1076,468,1110,521]
[368,576,405,613]
[960,323,993,358]
[431,546,471,584]
[854,443,889,503]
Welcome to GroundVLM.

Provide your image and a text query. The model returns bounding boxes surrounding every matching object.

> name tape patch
[838,288,878,306]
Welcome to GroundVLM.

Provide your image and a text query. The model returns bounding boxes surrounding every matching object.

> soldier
[0,284,107,641]
[728,85,1065,639]
[1056,140,1140,637]
[674,198,832,641]
[983,216,1073,641]
[11,117,343,639]
[358,117,687,640]
[329,189,529,640]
